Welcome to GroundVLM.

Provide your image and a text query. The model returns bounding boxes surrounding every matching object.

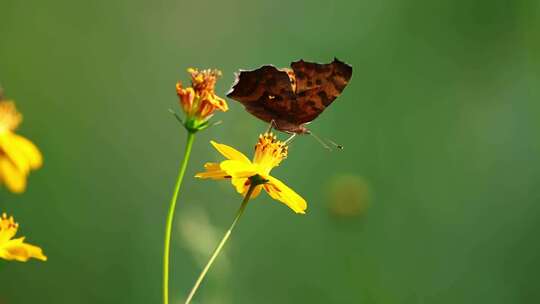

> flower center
[0,213,18,244]
[252,132,288,175]
[188,68,222,93]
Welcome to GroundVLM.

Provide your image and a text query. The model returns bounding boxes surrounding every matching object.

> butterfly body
[227,58,353,134]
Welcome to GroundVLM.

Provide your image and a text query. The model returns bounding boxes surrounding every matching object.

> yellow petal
[220,160,257,178]
[0,133,30,175]
[264,176,307,214]
[250,184,263,199]
[203,162,221,170]
[231,177,249,194]
[0,237,47,262]
[0,157,27,193]
[10,134,43,169]
[210,141,251,163]
[195,162,230,180]
[230,178,263,199]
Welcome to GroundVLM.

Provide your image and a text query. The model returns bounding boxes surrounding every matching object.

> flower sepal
[169,109,219,134]
[184,117,210,134]
[249,174,269,187]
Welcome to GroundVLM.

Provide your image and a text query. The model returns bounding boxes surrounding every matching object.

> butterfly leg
[284,133,297,145]
[266,119,276,133]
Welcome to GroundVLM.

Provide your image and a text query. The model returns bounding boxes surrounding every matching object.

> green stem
[184,183,258,304]
[163,131,196,304]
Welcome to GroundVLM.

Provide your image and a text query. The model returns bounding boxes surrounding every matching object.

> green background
[1,0,539,303]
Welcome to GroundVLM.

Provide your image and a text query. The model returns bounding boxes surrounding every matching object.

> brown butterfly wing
[227,65,296,124]
[289,58,353,124]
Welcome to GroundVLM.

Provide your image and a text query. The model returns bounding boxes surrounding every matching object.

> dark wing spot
[318,91,331,106]
[307,100,318,109]
[296,71,306,79]
[307,80,313,86]
[315,79,322,85]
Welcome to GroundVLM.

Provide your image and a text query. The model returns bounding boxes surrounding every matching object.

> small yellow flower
[0,213,47,262]
[176,68,228,130]
[196,132,307,214]
[0,100,43,193]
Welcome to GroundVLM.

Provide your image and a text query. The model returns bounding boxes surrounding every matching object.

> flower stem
[184,183,258,304]
[163,131,196,304]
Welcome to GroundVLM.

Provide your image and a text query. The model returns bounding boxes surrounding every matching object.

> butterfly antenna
[309,131,332,151]
[327,138,344,150]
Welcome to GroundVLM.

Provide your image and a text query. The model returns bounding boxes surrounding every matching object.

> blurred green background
[1,0,539,303]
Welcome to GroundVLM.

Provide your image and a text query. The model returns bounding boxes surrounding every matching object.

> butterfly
[227,58,352,134]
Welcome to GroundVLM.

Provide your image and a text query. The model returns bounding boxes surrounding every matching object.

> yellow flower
[196,132,307,214]
[0,213,47,262]
[0,100,43,193]
[176,68,228,130]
